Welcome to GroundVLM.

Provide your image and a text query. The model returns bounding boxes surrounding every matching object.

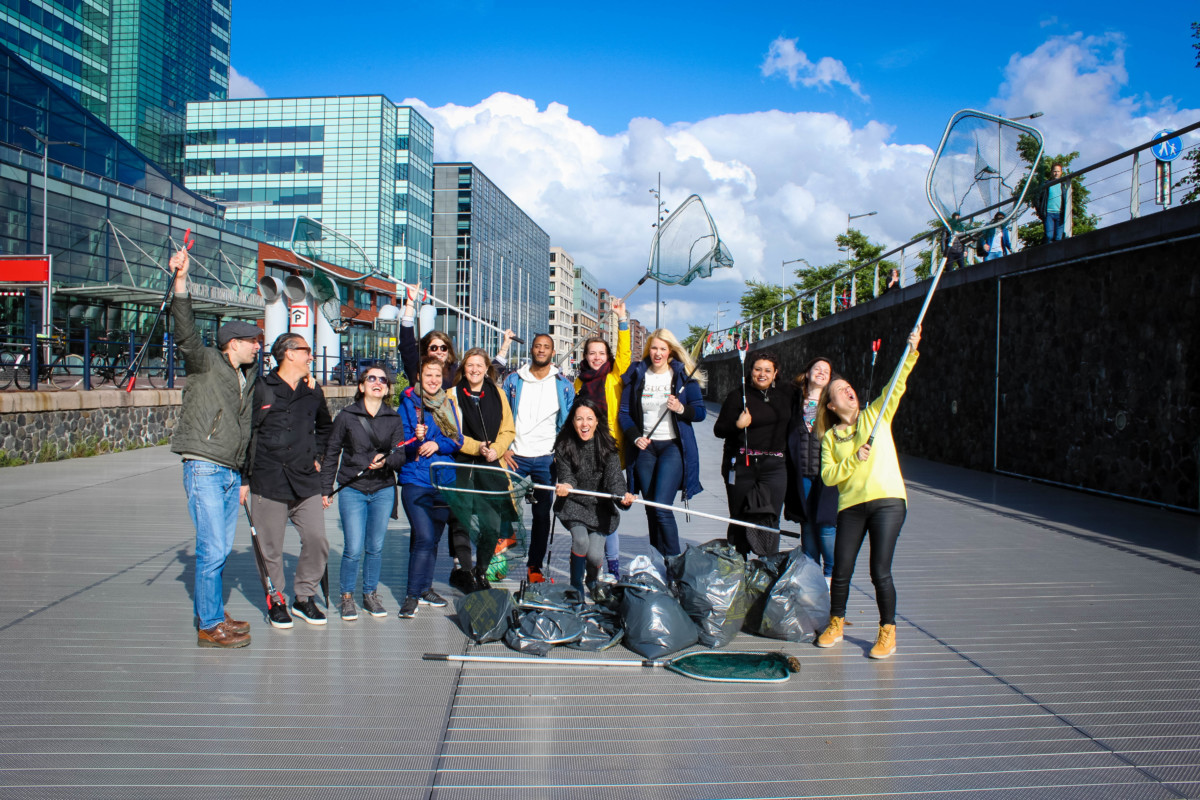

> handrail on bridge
[704,121,1200,354]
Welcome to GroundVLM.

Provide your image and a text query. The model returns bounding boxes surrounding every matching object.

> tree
[834,228,900,298]
[1174,22,1200,204]
[1013,134,1099,248]
[682,324,709,351]
[739,280,784,319]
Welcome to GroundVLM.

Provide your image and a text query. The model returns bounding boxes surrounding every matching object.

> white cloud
[403,33,1196,335]
[761,37,868,101]
[228,66,267,99]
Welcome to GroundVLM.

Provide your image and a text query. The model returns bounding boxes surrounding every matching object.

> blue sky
[229,2,1199,333]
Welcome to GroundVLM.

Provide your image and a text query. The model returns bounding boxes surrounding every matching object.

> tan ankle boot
[869,623,897,659]
[816,616,845,648]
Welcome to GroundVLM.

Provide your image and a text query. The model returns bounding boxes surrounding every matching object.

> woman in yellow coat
[574,298,630,578]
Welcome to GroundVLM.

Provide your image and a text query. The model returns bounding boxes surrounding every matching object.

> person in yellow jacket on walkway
[815,325,921,660]
[574,298,630,579]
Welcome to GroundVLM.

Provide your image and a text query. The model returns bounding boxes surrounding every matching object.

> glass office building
[185,96,434,286]
[0,0,230,178]
[431,162,549,356]
[0,41,263,342]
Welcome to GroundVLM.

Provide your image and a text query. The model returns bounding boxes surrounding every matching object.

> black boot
[569,554,587,596]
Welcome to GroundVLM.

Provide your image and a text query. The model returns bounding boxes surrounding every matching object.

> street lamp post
[20,126,81,346]
[845,211,877,307]
[649,174,669,330]
[781,257,810,329]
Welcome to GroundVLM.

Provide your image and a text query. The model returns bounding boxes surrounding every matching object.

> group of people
[174,240,923,661]
[711,326,922,660]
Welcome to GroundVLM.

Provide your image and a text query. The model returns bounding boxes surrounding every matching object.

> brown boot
[223,612,250,635]
[869,623,897,659]
[816,616,845,648]
[198,622,250,648]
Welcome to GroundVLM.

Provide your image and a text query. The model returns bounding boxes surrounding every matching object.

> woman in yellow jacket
[574,298,630,578]
[815,326,921,660]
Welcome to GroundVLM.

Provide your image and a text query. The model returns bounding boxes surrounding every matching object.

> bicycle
[7,329,85,390]
[86,332,129,388]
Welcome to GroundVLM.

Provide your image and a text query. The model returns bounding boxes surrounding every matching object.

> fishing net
[289,216,378,275]
[429,462,530,575]
[649,194,734,285]
[926,110,1043,235]
[664,650,800,683]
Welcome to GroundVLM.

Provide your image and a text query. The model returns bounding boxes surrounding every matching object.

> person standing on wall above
[618,329,706,561]
[942,212,966,270]
[169,246,262,649]
[573,297,631,579]
[1037,162,1067,243]
[249,332,334,629]
[502,333,575,583]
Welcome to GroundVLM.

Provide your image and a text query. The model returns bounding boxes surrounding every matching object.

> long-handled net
[423,649,801,683]
[623,194,734,302]
[868,110,1042,444]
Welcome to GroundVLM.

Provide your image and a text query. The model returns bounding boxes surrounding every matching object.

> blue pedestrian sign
[1151,129,1182,162]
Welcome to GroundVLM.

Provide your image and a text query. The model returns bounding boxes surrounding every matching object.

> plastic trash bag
[455,588,516,644]
[517,583,585,612]
[668,539,748,648]
[627,553,666,585]
[566,608,625,652]
[742,553,789,633]
[619,571,699,659]
[504,608,586,656]
[759,551,830,642]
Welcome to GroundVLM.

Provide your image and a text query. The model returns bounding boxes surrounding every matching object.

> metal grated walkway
[1,406,1198,799]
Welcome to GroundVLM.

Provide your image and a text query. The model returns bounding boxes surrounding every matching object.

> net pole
[424,653,662,667]
[866,253,949,446]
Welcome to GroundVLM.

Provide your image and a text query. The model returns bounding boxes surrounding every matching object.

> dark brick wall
[704,203,1200,511]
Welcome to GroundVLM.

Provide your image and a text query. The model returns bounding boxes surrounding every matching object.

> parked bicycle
[0,329,85,390]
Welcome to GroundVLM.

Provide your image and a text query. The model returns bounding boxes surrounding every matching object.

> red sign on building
[0,255,50,283]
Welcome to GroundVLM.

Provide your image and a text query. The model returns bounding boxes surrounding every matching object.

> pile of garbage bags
[454,539,830,659]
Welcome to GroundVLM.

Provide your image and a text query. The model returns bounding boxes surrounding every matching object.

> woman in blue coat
[618,329,705,559]
[396,356,462,619]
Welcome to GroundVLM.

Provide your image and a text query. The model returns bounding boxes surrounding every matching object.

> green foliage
[739,280,785,319]
[0,450,26,467]
[682,324,709,351]
[1014,136,1099,248]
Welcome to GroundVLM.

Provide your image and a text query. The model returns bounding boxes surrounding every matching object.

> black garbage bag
[619,571,699,659]
[667,539,748,647]
[517,582,585,611]
[759,551,830,642]
[503,608,586,656]
[455,588,516,644]
[566,608,625,652]
[742,553,789,633]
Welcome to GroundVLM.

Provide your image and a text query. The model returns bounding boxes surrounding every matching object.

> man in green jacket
[169,247,263,648]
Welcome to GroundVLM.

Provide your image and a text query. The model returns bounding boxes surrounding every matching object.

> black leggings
[829,498,907,625]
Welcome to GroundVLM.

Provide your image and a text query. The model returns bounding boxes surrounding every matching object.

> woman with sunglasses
[321,363,407,621]
[400,298,458,391]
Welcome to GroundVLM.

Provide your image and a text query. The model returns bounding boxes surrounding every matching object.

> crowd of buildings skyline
[0,0,649,373]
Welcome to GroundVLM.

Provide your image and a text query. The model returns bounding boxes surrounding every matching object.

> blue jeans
[401,485,449,597]
[183,460,241,631]
[800,477,836,577]
[1044,212,1064,242]
[510,454,555,570]
[634,439,684,557]
[338,486,393,596]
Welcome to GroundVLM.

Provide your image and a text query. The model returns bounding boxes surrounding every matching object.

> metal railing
[704,122,1200,353]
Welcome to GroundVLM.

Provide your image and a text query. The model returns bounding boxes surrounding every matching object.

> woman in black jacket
[783,356,839,584]
[713,350,793,556]
[321,363,407,621]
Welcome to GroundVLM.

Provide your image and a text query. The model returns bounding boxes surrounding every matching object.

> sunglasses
[289,346,312,354]
[363,374,389,384]
[427,343,449,352]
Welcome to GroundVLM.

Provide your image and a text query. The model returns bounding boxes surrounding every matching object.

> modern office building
[548,247,575,367]
[185,96,434,286]
[431,162,549,356]
[0,41,262,343]
[0,0,231,177]
[596,287,618,353]
[629,317,648,359]
[572,264,598,359]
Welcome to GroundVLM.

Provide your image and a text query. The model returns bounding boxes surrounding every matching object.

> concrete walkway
[1,405,1198,799]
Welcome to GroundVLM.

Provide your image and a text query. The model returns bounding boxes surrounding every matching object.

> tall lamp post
[649,174,669,330]
[846,211,877,306]
[782,257,810,328]
[21,126,80,343]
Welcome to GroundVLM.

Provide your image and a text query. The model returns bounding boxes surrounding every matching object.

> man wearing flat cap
[169,246,262,648]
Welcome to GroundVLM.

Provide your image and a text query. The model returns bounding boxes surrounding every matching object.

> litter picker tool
[243,500,287,613]
[423,649,801,684]
[123,228,192,391]
[737,334,749,466]
[867,109,1042,447]
[621,194,734,303]
[429,462,801,541]
[866,338,882,399]
[328,435,418,497]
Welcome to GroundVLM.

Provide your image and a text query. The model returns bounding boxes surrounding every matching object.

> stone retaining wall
[0,385,358,465]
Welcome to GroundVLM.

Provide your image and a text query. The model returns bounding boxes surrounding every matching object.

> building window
[549,252,556,262]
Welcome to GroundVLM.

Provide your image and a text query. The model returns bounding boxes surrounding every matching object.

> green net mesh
[289,216,378,276]
[664,650,801,683]
[647,194,734,286]
[429,462,531,569]
[926,110,1042,235]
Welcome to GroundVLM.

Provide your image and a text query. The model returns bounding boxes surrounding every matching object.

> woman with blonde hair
[618,328,705,559]
[574,298,630,577]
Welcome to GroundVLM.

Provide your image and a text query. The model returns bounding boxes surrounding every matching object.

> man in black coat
[249,332,333,628]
